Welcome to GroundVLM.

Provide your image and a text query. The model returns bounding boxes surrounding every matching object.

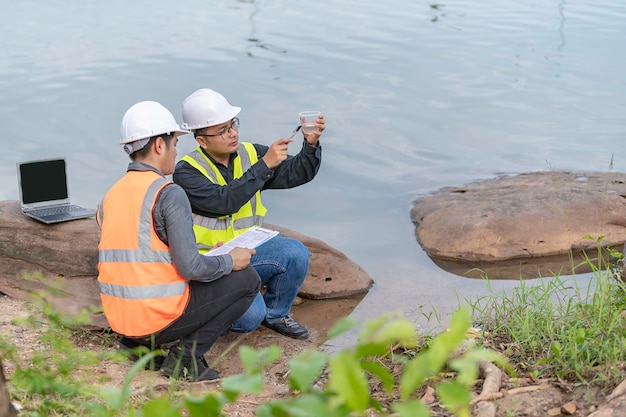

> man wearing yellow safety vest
[97,100,260,381]
[173,88,325,340]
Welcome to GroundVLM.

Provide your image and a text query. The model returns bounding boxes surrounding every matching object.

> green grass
[469,237,626,389]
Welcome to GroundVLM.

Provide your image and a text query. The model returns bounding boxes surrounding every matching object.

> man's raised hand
[262,138,293,169]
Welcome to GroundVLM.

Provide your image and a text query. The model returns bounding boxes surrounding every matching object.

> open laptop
[17,157,96,224]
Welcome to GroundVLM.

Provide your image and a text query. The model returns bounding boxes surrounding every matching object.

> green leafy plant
[256,308,510,417]
[2,288,509,417]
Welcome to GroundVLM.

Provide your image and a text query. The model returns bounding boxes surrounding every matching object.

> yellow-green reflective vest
[180,142,268,253]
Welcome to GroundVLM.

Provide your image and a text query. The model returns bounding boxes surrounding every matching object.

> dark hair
[129,133,174,161]
[193,128,207,138]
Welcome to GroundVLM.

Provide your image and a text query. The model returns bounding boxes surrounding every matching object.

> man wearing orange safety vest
[97,100,260,382]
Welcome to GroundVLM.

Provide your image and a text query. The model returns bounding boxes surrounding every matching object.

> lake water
[2,0,625,342]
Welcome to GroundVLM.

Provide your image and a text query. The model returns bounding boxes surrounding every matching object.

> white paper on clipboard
[204,226,279,256]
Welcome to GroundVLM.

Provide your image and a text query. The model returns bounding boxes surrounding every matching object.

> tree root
[471,360,502,417]
[0,359,18,417]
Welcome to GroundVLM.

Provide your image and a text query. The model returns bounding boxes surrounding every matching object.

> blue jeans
[230,236,309,332]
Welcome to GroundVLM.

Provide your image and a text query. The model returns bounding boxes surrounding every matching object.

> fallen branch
[506,383,551,396]
[0,359,18,417]
[470,391,504,405]
[470,360,503,417]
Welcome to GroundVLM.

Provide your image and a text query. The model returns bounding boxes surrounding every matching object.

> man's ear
[154,136,165,154]
[195,135,208,150]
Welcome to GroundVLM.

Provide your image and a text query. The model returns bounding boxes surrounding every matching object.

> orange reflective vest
[97,170,189,337]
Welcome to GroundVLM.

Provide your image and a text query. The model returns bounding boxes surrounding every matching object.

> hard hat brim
[120,128,189,144]
[217,106,241,126]
[181,106,241,130]
[173,128,191,136]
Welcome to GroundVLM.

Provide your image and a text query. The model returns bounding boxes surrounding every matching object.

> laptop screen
[19,159,69,204]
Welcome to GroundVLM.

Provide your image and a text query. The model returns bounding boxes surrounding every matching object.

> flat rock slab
[0,200,372,329]
[411,172,626,277]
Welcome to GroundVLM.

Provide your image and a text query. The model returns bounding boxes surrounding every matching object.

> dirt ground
[0,293,361,416]
[0,293,620,416]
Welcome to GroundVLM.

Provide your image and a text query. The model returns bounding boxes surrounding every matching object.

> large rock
[411,172,626,278]
[265,223,374,299]
[0,200,373,329]
[0,201,104,326]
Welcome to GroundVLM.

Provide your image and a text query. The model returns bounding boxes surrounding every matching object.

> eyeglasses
[199,118,240,139]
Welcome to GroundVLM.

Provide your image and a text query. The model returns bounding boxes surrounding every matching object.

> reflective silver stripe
[138,177,169,248]
[192,213,229,230]
[197,242,213,252]
[190,205,261,232]
[236,144,258,216]
[238,146,252,170]
[99,249,172,263]
[99,281,186,299]
[186,150,220,183]
[233,216,260,231]
[251,196,257,214]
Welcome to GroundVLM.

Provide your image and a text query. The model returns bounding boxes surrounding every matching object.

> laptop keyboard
[28,205,86,217]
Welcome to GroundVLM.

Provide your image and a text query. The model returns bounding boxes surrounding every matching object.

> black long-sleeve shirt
[173,140,322,218]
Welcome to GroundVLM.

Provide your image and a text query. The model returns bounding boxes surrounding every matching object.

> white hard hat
[120,101,188,145]
[181,88,241,131]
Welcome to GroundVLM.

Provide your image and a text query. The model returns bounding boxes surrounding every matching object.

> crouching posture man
[97,100,260,381]
[174,88,326,339]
